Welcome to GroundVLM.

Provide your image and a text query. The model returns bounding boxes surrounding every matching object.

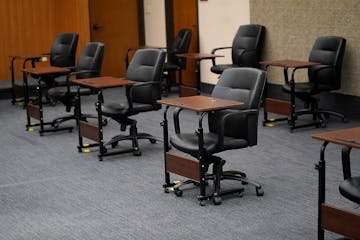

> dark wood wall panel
[0,0,90,81]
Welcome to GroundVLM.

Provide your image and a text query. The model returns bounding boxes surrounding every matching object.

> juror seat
[169,67,266,205]
[100,48,166,156]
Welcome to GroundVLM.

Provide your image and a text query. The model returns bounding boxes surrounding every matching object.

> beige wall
[251,0,360,96]
[144,0,166,46]
[198,0,250,84]
[143,0,250,85]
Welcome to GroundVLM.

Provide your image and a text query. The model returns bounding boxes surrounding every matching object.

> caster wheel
[256,187,264,196]
[199,200,206,206]
[193,182,200,186]
[98,157,103,161]
[241,181,248,185]
[40,133,44,137]
[102,119,108,126]
[133,150,142,156]
[212,196,222,205]
[164,188,170,193]
[174,189,183,197]
[111,142,118,148]
[149,139,156,144]
[68,129,72,133]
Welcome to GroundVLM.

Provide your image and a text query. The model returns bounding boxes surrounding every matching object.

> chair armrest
[218,109,259,146]
[126,81,160,111]
[173,107,183,134]
[211,46,231,65]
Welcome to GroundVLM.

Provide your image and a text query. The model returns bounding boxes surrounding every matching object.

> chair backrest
[167,29,192,69]
[209,68,266,143]
[126,48,166,108]
[76,42,104,79]
[50,33,79,67]
[308,36,346,90]
[232,24,265,68]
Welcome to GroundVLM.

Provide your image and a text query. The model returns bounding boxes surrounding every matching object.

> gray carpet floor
[0,87,359,240]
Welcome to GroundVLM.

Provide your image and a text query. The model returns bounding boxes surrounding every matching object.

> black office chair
[46,42,104,132]
[162,29,192,94]
[282,36,346,126]
[17,33,79,104]
[33,32,79,87]
[101,48,166,156]
[169,67,266,205]
[210,24,265,74]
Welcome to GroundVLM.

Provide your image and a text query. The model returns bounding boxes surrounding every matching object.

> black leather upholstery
[163,29,192,94]
[282,36,346,124]
[46,42,104,128]
[339,177,360,204]
[169,68,266,204]
[211,24,265,74]
[101,49,166,156]
[50,33,79,68]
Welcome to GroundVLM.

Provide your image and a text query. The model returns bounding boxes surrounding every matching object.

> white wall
[198,0,250,84]
[144,0,250,85]
[143,0,166,47]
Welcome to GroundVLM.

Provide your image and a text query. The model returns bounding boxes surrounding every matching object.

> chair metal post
[315,141,328,240]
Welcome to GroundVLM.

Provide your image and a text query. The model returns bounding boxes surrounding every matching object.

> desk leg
[37,78,45,136]
[315,141,328,240]
[195,60,201,95]
[10,57,16,105]
[161,106,172,189]
[197,112,207,205]
[96,90,106,161]
[77,87,84,151]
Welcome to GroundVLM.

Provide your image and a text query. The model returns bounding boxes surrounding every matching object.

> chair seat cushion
[282,82,317,95]
[339,176,360,204]
[170,132,248,156]
[102,102,154,117]
[164,62,181,71]
[48,86,92,98]
[210,64,239,74]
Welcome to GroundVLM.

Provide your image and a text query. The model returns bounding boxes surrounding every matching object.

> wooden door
[169,0,198,89]
[89,0,140,77]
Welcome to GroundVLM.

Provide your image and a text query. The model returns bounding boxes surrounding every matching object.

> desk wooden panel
[157,95,243,112]
[260,59,318,68]
[321,204,360,240]
[176,53,223,60]
[72,76,134,89]
[22,66,69,76]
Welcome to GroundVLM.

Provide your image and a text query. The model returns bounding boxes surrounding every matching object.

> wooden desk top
[157,95,243,112]
[9,55,43,60]
[176,53,224,60]
[260,59,319,68]
[312,127,360,149]
[22,66,69,76]
[72,76,134,89]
